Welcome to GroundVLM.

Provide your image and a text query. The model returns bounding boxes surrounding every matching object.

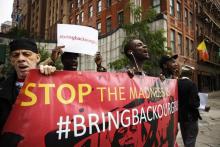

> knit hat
[9,38,38,53]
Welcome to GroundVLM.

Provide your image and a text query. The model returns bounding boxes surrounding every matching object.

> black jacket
[178,78,202,122]
[0,73,18,133]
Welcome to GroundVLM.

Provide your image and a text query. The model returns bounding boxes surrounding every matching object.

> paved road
[177,96,220,147]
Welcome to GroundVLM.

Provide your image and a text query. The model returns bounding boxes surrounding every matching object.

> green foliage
[6,27,29,38]
[54,58,63,70]
[39,48,63,70]
[109,55,130,70]
[1,45,14,76]
[39,48,50,63]
[109,4,166,75]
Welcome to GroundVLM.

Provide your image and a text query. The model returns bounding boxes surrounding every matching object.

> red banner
[2,70,178,147]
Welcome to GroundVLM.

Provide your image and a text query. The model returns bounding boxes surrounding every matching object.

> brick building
[15,0,220,91]
[15,0,72,41]
[18,0,31,35]
[11,0,21,27]
[69,0,220,91]
[45,0,71,41]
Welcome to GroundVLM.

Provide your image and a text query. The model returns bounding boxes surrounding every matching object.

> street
[177,92,220,147]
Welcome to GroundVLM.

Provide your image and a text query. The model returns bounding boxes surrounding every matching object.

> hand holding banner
[57,24,98,56]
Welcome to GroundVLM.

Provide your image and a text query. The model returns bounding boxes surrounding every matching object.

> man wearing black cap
[40,47,80,71]
[0,38,56,133]
[159,54,179,79]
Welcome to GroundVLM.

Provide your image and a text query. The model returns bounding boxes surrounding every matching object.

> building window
[118,11,124,26]
[77,0,81,7]
[196,24,199,37]
[152,0,160,13]
[185,8,188,26]
[177,2,181,20]
[106,0,111,8]
[195,2,198,14]
[186,37,189,56]
[89,5,93,18]
[170,29,176,52]
[80,11,84,22]
[178,33,183,55]
[76,14,79,24]
[97,22,101,34]
[106,17,111,33]
[190,40,194,57]
[189,12,193,28]
[97,0,102,13]
[170,0,174,16]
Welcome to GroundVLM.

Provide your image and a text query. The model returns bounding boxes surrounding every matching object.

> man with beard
[61,52,79,71]
[94,38,150,77]
[159,54,179,79]
[40,46,79,71]
[123,38,149,77]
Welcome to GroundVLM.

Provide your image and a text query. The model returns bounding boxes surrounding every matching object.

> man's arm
[39,46,64,66]
[189,82,200,109]
[94,52,107,72]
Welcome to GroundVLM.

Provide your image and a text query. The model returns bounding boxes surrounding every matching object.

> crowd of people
[0,37,210,147]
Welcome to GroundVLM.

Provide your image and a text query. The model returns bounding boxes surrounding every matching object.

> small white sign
[57,24,98,56]
[198,92,208,110]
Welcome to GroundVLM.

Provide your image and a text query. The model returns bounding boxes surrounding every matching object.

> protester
[94,38,149,77]
[61,52,79,71]
[0,38,56,133]
[40,45,64,66]
[40,46,79,71]
[178,66,202,147]
[123,38,149,77]
[159,54,179,79]
[44,47,102,71]
[94,51,107,72]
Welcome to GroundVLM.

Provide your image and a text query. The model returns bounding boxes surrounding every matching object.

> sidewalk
[177,91,220,147]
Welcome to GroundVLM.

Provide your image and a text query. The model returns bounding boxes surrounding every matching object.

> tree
[6,27,29,38]
[39,48,63,70]
[109,3,167,76]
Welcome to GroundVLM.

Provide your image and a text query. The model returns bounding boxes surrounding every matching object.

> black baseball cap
[9,38,38,53]
[159,54,178,68]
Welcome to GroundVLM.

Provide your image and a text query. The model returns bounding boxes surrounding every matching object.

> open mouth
[18,65,29,71]
[143,52,149,57]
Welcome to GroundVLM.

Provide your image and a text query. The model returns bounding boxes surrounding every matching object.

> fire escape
[197,0,220,65]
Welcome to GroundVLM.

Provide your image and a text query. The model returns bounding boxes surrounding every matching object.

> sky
[0,0,14,25]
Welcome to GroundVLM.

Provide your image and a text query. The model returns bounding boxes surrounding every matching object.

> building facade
[69,0,220,91]
[45,0,71,41]
[195,0,220,91]
[16,0,71,41]
[11,0,21,27]
[69,0,131,70]
[15,0,220,91]
[18,0,31,35]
